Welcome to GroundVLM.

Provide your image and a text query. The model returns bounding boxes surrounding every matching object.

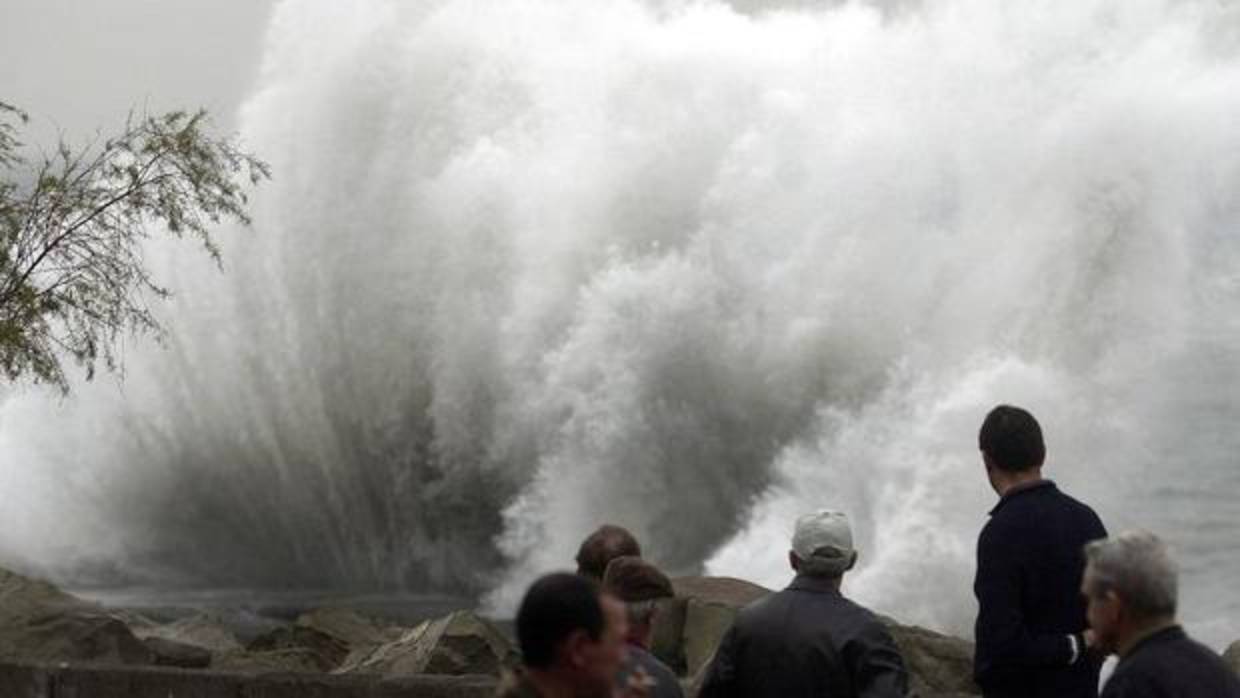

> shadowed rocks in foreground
[2,566,1237,697]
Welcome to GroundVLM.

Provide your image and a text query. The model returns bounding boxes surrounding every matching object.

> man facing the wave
[698,510,909,698]
[973,405,1108,698]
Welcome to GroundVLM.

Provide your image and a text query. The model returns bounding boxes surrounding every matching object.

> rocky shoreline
[2,566,1237,697]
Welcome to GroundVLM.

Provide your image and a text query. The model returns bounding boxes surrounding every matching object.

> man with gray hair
[603,556,683,698]
[1083,531,1240,697]
[698,510,909,698]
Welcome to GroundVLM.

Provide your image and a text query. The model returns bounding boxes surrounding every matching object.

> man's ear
[1104,590,1126,622]
[562,629,591,668]
[981,450,996,472]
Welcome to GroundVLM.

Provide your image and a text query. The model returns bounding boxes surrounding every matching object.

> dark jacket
[1101,626,1240,698]
[619,644,684,698]
[698,574,908,698]
[973,480,1107,698]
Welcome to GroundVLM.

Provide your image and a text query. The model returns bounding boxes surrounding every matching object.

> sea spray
[1,0,1238,644]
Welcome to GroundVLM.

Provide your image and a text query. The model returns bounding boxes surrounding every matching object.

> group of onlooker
[499,405,1240,697]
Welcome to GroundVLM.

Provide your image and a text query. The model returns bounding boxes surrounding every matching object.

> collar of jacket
[787,573,843,595]
[1120,624,1187,663]
[989,478,1057,515]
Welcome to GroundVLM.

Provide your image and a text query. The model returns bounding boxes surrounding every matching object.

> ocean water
[2,0,1239,648]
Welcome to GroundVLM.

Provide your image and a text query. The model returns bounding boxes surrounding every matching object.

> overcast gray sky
[1,0,277,139]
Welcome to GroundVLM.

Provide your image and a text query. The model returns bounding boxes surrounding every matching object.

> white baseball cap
[791,510,856,574]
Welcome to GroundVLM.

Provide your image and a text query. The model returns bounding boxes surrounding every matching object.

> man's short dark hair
[516,573,605,669]
[602,556,674,603]
[978,405,1046,472]
[575,524,641,580]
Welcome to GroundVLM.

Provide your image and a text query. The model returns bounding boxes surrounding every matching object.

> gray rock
[672,577,771,608]
[212,646,328,673]
[884,619,979,696]
[683,599,741,679]
[651,577,771,675]
[142,636,212,668]
[296,607,404,650]
[133,613,243,655]
[0,566,82,617]
[246,625,349,672]
[649,596,688,674]
[336,611,517,678]
[0,566,152,665]
[1224,639,1240,675]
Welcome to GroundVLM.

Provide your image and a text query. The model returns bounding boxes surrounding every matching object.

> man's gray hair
[1084,530,1178,620]
[624,598,660,626]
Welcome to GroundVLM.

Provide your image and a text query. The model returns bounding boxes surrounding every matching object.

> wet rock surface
[337,611,517,678]
[0,565,1001,694]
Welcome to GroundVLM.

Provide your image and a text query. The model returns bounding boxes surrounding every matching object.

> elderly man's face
[1082,565,1122,654]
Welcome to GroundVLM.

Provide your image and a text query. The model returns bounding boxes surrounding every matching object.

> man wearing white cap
[698,510,909,698]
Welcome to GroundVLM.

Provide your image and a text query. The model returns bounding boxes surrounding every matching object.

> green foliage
[0,104,270,391]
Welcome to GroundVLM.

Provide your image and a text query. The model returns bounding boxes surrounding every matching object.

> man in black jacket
[698,510,909,698]
[1084,531,1240,698]
[973,405,1108,698]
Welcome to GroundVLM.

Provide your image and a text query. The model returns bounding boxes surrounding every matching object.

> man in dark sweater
[1084,531,1240,697]
[973,405,1108,698]
[698,510,909,698]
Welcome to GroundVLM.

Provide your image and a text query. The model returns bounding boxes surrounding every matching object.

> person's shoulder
[835,595,895,637]
[632,646,677,673]
[1100,666,1142,698]
[1177,635,1240,679]
[1051,485,1099,514]
[631,647,684,696]
[1103,653,1172,698]
[1052,486,1108,533]
[1109,634,1231,693]
[978,510,1019,545]
[742,584,802,611]
[730,589,780,627]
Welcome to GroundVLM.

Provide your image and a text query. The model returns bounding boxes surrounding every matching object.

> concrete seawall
[0,661,498,697]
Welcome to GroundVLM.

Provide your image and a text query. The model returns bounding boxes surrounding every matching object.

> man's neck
[524,668,577,698]
[626,626,653,651]
[791,571,843,592]
[1118,617,1178,658]
[995,470,1044,497]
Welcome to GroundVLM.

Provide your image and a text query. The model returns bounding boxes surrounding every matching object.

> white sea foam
[2,0,1239,644]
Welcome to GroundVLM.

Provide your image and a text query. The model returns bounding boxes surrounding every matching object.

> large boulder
[337,610,517,678]
[884,619,979,696]
[296,607,404,650]
[1224,639,1240,675]
[0,566,152,665]
[245,625,350,672]
[212,646,329,673]
[650,577,771,676]
[660,576,979,697]
[650,577,771,677]
[672,577,772,608]
[142,636,212,668]
[132,613,244,656]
